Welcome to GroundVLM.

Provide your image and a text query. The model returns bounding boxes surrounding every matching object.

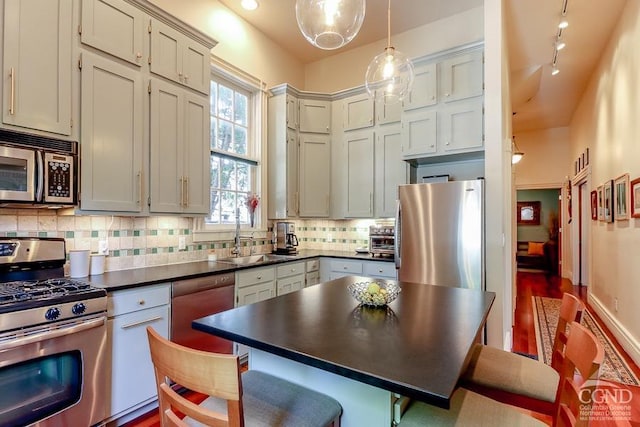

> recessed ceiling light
[558,20,569,29]
[241,0,258,10]
[551,67,560,76]
[556,41,566,50]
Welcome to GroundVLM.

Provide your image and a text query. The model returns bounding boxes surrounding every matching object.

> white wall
[569,0,640,365]
[149,0,305,88]
[304,7,484,93]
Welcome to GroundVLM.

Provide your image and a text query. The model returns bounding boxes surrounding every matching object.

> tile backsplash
[0,209,391,273]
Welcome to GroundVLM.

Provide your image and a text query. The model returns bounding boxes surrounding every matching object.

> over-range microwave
[0,129,77,207]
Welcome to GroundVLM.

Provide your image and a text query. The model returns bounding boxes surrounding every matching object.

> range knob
[72,303,86,315]
[45,307,61,321]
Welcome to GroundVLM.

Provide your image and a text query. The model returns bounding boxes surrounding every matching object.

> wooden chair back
[147,326,245,427]
[551,293,585,371]
[555,321,604,427]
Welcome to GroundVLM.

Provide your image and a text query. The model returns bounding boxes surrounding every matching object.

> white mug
[90,254,106,275]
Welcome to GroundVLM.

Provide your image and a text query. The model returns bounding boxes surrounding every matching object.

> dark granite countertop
[193,276,496,409]
[87,250,394,292]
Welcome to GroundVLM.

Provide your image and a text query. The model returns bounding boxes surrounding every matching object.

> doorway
[516,188,561,275]
[577,182,590,286]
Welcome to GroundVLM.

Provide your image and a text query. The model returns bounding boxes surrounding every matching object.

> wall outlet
[98,240,109,255]
[178,236,186,251]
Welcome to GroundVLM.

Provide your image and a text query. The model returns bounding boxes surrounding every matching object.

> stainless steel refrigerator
[395,179,484,289]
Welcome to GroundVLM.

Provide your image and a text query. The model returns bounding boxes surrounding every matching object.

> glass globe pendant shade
[365,47,414,104]
[295,0,366,50]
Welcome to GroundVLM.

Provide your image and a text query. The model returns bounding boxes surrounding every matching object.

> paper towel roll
[69,250,90,278]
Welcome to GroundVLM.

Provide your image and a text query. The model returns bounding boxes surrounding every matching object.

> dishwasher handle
[172,273,235,298]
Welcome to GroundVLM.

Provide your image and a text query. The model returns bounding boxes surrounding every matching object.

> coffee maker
[274,222,299,254]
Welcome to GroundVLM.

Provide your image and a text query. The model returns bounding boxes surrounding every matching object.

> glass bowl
[347,281,401,307]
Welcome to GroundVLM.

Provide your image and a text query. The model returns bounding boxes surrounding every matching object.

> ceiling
[218,0,627,132]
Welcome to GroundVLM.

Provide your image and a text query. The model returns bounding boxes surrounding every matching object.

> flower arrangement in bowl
[348,281,401,307]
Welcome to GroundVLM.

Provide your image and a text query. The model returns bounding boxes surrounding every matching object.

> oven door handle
[35,150,44,202]
[0,316,105,352]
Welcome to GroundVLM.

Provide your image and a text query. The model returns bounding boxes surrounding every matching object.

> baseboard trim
[588,294,640,368]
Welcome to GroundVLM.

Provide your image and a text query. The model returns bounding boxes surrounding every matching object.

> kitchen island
[193,276,495,427]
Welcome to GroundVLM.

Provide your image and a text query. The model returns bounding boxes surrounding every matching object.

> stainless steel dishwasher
[171,272,235,353]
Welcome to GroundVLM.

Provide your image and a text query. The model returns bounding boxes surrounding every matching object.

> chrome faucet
[231,208,255,257]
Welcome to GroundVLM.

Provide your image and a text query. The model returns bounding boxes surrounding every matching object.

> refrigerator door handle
[394,199,401,269]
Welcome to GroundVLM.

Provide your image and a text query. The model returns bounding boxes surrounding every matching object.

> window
[207,77,259,227]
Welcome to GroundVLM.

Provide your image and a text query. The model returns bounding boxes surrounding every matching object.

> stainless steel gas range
[0,237,107,427]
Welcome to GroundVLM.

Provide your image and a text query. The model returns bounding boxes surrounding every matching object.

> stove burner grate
[0,278,93,306]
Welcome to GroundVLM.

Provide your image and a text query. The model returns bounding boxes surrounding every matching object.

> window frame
[193,63,266,241]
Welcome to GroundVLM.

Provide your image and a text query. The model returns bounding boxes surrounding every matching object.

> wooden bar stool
[397,321,604,426]
[147,326,342,427]
[461,292,584,414]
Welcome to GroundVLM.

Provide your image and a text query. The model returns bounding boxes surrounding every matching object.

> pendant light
[295,0,366,50]
[512,136,524,164]
[364,0,414,104]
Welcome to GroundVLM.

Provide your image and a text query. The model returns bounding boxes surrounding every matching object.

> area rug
[533,296,640,386]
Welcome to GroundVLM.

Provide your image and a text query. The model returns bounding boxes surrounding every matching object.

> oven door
[0,314,107,427]
[0,145,35,202]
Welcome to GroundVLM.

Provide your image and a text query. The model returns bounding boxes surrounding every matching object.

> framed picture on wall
[590,190,598,220]
[614,173,630,221]
[631,177,640,219]
[597,185,604,221]
[517,201,541,225]
[603,180,614,223]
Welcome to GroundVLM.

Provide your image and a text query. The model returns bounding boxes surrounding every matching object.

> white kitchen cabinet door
[306,271,320,287]
[299,134,330,217]
[375,96,402,125]
[108,304,169,419]
[286,129,299,217]
[286,94,298,130]
[362,260,397,279]
[277,274,305,296]
[80,0,145,67]
[401,109,437,160]
[440,50,483,103]
[150,18,210,95]
[149,79,210,214]
[440,97,484,153]
[299,99,331,134]
[2,0,73,136]
[80,53,145,212]
[345,131,374,218]
[403,62,437,111]
[236,281,276,306]
[343,93,374,131]
[375,126,405,218]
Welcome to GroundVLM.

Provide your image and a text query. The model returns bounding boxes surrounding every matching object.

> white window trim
[193,57,268,243]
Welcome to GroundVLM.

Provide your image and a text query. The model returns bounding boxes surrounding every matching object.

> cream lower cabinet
[276,261,305,295]
[320,258,396,282]
[80,52,145,212]
[306,258,320,287]
[149,78,210,214]
[2,0,73,137]
[107,283,170,423]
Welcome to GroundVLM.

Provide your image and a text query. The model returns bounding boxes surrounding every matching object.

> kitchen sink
[217,254,295,265]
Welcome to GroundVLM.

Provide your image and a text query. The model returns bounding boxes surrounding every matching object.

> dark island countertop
[193,276,496,409]
[87,250,394,292]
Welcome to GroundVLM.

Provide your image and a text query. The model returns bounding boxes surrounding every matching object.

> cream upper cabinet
[2,0,73,136]
[80,0,145,67]
[440,50,483,102]
[299,133,330,217]
[299,99,331,134]
[79,52,145,212]
[375,96,402,125]
[440,97,484,153]
[343,93,374,131]
[375,125,405,218]
[404,62,437,111]
[267,89,298,219]
[286,94,298,130]
[401,109,437,159]
[149,78,210,214]
[345,130,374,218]
[150,18,211,95]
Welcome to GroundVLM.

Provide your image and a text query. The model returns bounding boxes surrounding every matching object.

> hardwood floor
[126,271,639,426]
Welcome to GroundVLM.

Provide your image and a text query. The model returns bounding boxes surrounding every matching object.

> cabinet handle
[257,275,262,280]
[178,72,183,82]
[9,67,15,115]
[378,269,383,273]
[138,299,145,305]
[136,52,142,60]
[185,177,189,207]
[446,141,450,146]
[121,316,163,329]
[445,93,450,97]
[179,177,185,207]
[184,74,189,83]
